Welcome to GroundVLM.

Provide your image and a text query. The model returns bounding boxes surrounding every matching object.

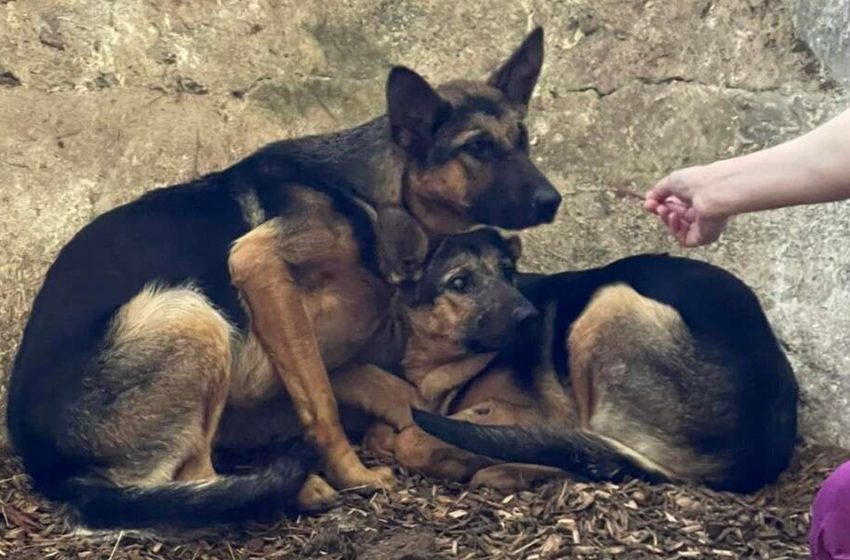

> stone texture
[1,0,849,446]
[785,0,850,87]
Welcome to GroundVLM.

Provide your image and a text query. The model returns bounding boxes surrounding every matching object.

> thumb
[644,173,677,204]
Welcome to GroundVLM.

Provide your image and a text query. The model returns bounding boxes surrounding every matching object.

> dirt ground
[0,443,847,559]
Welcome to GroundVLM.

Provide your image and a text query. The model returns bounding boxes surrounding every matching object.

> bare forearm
[705,108,850,215]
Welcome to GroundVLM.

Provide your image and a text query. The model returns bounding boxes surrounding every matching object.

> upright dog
[383,233,799,494]
[6,28,561,529]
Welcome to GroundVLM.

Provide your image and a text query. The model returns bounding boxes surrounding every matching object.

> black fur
[64,442,316,530]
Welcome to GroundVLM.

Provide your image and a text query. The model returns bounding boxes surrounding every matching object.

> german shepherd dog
[379,231,799,494]
[6,29,560,529]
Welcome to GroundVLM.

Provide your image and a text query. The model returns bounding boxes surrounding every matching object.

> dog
[214,228,536,466]
[368,231,798,494]
[6,28,560,529]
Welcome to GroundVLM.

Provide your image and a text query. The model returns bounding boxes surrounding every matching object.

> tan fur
[469,464,565,492]
[401,91,525,235]
[392,366,550,482]
[228,187,393,491]
[568,284,681,427]
[96,285,234,487]
[404,292,476,365]
[331,364,424,431]
[567,284,723,482]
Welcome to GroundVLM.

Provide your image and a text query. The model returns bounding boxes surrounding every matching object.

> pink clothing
[810,461,850,560]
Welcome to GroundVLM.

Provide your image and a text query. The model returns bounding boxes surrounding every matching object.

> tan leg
[469,463,564,491]
[332,364,424,431]
[394,424,495,481]
[410,354,497,409]
[229,222,392,491]
[177,349,232,482]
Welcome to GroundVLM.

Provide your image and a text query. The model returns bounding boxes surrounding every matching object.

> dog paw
[327,460,396,493]
[363,423,397,458]
[297,474,339,511]
[470,464,564,492]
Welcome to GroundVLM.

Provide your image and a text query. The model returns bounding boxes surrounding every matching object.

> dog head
[387,27,562,234]
[404,228,540,356]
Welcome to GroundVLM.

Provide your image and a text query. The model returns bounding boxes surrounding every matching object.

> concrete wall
[1,0,849,446]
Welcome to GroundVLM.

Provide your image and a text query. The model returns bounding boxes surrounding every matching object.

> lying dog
[6,28,560,530]
[378,233,799,494]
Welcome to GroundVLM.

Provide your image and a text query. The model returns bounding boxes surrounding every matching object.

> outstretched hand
[643,168,729,247]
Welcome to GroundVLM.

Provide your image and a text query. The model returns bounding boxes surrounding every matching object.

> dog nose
[511,305,540,326]
[532,187,562,222]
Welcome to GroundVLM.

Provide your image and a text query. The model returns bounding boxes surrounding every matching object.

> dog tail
[58,443,316,530]
[412,409,670,484]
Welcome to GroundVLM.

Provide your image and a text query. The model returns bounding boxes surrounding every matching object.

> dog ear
[387,66,452,160]
[487,27,544,109]
[505,235,522,261]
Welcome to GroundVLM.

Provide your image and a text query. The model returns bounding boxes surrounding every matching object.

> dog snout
[511,304,540,327]
[531,186,562,223]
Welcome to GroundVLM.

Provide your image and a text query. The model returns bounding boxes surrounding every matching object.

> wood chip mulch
[0,442,846,560]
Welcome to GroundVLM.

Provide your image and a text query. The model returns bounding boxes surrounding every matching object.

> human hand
[643,167,730,247]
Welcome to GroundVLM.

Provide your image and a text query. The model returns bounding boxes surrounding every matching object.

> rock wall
[785,0,850,87]
[1,0,849,446]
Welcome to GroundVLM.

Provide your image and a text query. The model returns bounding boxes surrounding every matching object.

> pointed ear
[487,27,544,109]
[505,235,523,261]
[386,66,452,159]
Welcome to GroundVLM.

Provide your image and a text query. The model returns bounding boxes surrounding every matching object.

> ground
[0,444,847,559]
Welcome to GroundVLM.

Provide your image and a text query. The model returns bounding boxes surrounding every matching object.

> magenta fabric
[810,461,850,559]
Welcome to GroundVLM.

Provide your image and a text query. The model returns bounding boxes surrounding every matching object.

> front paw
[297,474,340,511]
[326,458,396,493]
[363,423,397,458]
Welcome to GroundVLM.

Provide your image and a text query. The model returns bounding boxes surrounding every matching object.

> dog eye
[463,137,497,159]
[447,273,471,293]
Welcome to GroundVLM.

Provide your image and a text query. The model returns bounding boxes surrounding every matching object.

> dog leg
[414,353,497,409]
[469,463,564,492]
[78,285,233,488]
[332,364,425,431]
[229,221,393,491]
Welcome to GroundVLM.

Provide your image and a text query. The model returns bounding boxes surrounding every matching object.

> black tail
[59,444,316,530]
[412,409,666,484]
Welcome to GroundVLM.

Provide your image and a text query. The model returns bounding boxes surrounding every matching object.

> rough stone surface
[1,0,849,447]
[785,0,850,87]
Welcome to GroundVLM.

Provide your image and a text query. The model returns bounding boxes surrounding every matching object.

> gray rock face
[1,0,848,446]
[785,0,850,87]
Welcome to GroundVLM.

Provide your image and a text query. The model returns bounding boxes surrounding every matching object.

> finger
[664,195,688,212]
[644,198,660,212]
[668,212,682,235]
[645,175,675,203]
